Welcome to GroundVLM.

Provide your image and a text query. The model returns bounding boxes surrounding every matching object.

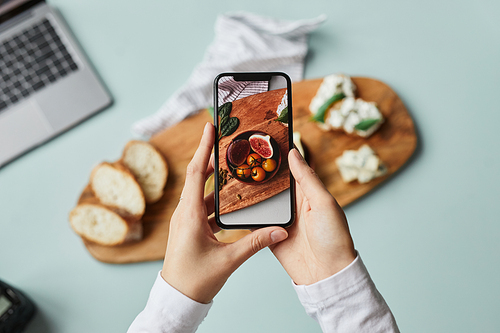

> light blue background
[1,0,499,332]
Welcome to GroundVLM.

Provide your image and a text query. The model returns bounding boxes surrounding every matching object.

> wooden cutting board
[218,88,289,215]
[82,76,417,264]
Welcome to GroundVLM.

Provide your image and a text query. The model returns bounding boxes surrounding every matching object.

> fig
[227,139,251,166]
[249,134,273,159]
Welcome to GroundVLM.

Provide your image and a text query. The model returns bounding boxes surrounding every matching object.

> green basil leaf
[276,106,288,124]
[221,117,239,137]
[311,92,345,123]
[218,102,232,119]
[220,115,229,129]
[354,118,379,131]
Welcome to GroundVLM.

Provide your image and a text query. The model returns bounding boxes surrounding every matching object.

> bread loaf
[121,141,168,203]
[70,203,142,246]
[90,162,146,218]
[71,141,168,247]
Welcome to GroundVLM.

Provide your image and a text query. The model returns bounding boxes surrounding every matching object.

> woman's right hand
[270,149,357,285]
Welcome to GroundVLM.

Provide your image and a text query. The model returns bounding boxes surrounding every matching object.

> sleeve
[293,254,400,333]
[127,271,213,333]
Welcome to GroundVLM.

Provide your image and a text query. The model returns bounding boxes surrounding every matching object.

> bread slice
[121,141,168,203]
[70,203,142,246]
[90,162,145,218]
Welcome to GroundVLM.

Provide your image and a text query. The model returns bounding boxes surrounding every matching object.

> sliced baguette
[90,162,145,218]
[70,203,142,246]
[121,141,168,203]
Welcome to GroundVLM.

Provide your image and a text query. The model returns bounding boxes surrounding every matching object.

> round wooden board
[82,77,417,264]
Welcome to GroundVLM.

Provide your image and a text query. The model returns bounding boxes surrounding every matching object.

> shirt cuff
[128,271,212,333]
[292,253,369,305]
[291,253,400,332]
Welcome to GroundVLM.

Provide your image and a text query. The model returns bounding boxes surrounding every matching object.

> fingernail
[293,148,305,162]
[271,230,287,243]
[204,122,210,134]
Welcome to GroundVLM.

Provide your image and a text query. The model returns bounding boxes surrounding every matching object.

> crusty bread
[90,162,145,218]
[70,203,142,246]
[121,141,168,203]
[71,141,167,248]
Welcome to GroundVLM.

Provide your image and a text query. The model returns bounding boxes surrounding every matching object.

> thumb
[288,148,332,209]
[228,227,288,267]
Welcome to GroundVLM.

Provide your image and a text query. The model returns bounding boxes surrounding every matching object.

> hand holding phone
[161,123,288,304]
[270,149,357,285]
[214,72,295,229]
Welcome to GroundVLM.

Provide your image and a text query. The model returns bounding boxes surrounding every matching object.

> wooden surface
[83,76,417,264]
[295,77,417,206]
[83,112,211,263]
[219,88,289,215]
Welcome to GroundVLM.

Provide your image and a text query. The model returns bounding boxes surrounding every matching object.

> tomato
[251,167,266,182]
[261,158,277,172]
[236,164,251,179]
[247,153,262,167]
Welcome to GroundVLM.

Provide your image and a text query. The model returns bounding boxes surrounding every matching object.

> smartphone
[214,72,295,229]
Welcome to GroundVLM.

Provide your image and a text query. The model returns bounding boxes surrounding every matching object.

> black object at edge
[232,72,272,82]
[0,279,36,333]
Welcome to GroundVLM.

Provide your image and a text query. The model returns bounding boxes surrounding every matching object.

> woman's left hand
[161,122,289,304]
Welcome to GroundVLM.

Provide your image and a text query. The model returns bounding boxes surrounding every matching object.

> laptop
[0,0,112,167]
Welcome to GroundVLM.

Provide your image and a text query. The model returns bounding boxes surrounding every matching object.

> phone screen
[214,72,294,228]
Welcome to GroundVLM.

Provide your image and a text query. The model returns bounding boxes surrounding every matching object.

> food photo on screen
[216,75,290,216]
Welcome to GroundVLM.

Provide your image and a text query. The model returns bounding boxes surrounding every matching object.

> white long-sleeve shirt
[127,254,399,333]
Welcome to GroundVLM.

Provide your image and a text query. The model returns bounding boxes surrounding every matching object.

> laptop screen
[0,0,30,15]
[0,0,42,25]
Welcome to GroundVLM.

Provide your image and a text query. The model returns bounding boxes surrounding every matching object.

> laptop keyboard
[0,18,79,113]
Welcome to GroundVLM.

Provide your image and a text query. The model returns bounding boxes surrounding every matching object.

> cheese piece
[364,155,380,172]
[326,97,384,138]
[358,169,376,184]
[309,74,356,115]
[276,90,288,118]
[335,144,387,184]
[293,132,305,157]
[337,165,358,183]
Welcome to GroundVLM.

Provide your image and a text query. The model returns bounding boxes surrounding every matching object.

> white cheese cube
[364,155,380,172]
[344,112,361,133]
[276,90,288,117]
[309,74,356,114]
[335,144,386,184]
[340,150,357,165]
[340,97,356,116]
[358,169,375,183]
[337,165,359,183]
[293,132,305,157]
[358,144,375,157]
[357,102,370,118]
[326,110,344,129]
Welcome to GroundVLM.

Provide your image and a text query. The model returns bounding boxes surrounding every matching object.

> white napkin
[132,12,326,137]
[217,77,269,106]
